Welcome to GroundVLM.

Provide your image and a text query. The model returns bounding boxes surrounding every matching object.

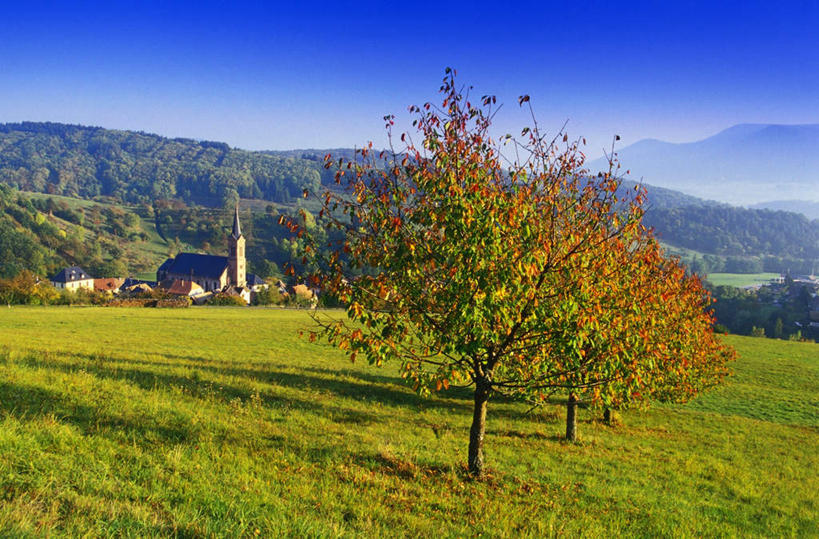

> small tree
[555,245,733,439]
[293,70,733,477]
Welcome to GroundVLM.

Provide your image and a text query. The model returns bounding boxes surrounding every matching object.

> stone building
[157,205,255,293]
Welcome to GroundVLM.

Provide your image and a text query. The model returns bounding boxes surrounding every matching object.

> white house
[50,266,94,291]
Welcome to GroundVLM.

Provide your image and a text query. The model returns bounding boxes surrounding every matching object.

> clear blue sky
[1,1,817,157]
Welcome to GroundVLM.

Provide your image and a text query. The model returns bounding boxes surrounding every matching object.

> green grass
[0,307,816,537]
[704,272,781,288]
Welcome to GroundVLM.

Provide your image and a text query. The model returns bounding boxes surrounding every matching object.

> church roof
[51,266,92,283]
[162,253,229,279]
[231,204,242,239]
[158,258,174,273]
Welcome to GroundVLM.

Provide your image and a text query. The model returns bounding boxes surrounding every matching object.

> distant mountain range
[589,124,819,207]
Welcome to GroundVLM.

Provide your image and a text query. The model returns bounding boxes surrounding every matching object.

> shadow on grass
[13,353,381,427]
[351,451,457,481]
[0,380,194,444]
[490,428,556,441]
[209,363,533,420]
[11,348,556,444]
[18,349,473,414]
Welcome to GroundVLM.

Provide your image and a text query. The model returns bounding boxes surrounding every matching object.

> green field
[705,272,781,288]
[0,307,816,537]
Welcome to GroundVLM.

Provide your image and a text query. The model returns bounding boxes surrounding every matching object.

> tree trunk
[603,407,612,426]
[468,378,490,477]
[566,392,578,442]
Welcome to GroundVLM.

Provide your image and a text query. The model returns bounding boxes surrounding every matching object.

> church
[157,205,251,293]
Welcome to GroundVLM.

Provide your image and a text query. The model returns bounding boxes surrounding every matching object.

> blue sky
[1,1,817,157]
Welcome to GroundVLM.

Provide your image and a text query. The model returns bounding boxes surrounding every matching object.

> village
[47,205,318,306]
[709,271,819,340]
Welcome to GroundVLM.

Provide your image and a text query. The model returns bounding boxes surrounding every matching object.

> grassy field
[0,307,816,537]
[705,272,781,288]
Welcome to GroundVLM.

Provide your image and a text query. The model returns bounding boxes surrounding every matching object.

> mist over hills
[751,200,819,220]
[589,124,819,207]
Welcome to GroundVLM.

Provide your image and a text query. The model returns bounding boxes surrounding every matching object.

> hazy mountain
[750,200,819,220]
[588,124,819,205]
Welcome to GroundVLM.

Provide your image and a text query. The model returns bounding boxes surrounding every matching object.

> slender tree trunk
[603,407,612,426]
[566,392,578,442]
[468,378,490,477]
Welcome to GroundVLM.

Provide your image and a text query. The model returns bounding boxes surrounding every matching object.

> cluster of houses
[788,275,819,332]
[749,273,819,333]
[49,206,316,305]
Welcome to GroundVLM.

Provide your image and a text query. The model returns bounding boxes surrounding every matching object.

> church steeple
[228,203,246,287]
[231,204,242,239]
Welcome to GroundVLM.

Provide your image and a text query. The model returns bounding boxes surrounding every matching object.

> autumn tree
[547,235,733,440]
[291,70,734,477]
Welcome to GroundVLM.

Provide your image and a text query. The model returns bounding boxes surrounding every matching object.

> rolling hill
[2,121,818,279]
[0,122,324,207]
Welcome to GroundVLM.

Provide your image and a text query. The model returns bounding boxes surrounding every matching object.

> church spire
[231,204,242,239]
[228,202,246,288]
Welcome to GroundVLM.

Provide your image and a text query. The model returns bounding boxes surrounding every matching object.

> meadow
[704,272,781,288]
[0,307,816,537]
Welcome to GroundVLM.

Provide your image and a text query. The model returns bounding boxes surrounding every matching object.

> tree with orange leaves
[546,232,733,441]
[290,69,733,477]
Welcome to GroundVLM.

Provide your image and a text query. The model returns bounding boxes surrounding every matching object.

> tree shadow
[489,428,554,441]
[0,380,194,444]
[13,348,555,431]
[13,353,380,427]
[351,451,457,481]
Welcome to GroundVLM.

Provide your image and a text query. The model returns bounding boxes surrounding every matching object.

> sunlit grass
[704,272,781,288]
[0,307,816,537]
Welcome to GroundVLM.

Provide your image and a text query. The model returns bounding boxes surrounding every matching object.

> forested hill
[619,179,717,210]
[0,184,168,278]
[0,122,325,206]
[3,122,817,274]
[644,205,819,260]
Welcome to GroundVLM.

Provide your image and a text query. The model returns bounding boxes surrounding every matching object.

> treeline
[0,122,323,206]
[0,268,328,309]
[621,179,717,210]
[0,270,107,306]
[644,205,819,260]
[684,253,817,275]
